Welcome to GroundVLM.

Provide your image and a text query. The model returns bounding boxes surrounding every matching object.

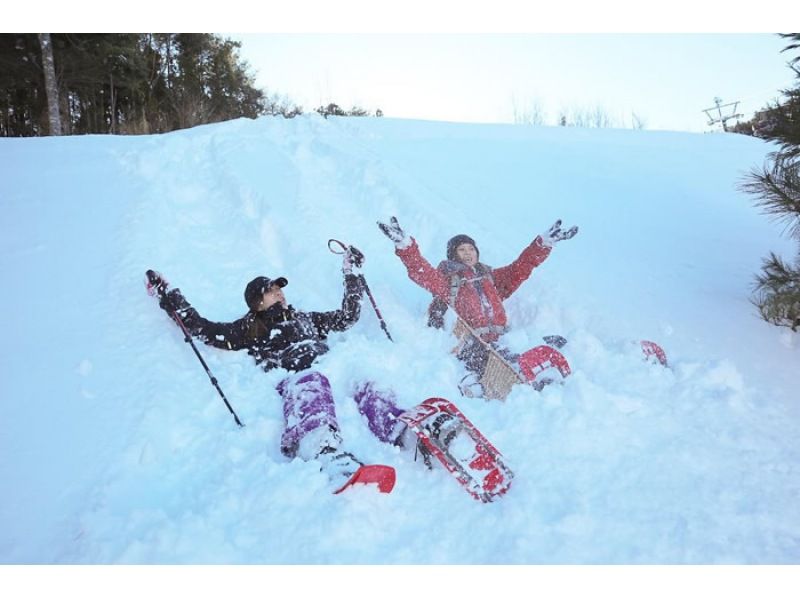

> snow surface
[2,115,799,565]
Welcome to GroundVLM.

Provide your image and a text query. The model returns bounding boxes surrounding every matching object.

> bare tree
[556,104,643,129]
[630,111,647,130]
[38,33,62,136]
[590,105,612,128]
[570,107,589,128]
[512,95,547,126]
[560,106,591,127]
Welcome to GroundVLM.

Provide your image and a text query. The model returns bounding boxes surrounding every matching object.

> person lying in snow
[152,250,412,490]
[378,216,578,394]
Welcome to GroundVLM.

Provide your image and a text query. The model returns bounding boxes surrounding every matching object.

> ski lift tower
[702,97,743,132]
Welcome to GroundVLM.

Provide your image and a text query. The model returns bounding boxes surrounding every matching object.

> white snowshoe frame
[400,397,514,503]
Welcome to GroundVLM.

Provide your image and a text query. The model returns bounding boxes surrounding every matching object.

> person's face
[258,285,286,311]
[455,243,478,267]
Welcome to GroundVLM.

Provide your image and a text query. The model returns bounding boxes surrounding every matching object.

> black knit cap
[244,275,288,310]
[446,234,479,261]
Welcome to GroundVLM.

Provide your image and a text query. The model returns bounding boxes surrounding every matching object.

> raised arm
[378,216,450,299]
[310,273,365,336]
[311,247,366,335]
[493,219,578,300]
[160,287,250,351]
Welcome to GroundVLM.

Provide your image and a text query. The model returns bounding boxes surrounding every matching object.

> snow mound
[1,115,798,564]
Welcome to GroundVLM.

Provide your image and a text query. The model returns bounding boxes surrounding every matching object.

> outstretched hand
[342,245,365,274]
[146,269,169,298]
[540,219,578,247]
[159,289,184,313]
[146,270,182,313]
[377,216,408,246]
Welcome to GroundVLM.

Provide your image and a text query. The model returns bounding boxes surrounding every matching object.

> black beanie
[244,275,288,310]
[446,234,479,261]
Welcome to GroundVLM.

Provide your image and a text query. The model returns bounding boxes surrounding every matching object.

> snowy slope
[1,115,799,564]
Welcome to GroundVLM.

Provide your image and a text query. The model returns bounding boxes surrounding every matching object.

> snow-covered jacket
[395,237,552,341]
[162,274,364,372]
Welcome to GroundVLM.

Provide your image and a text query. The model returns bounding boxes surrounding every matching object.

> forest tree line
[0,33,377,137]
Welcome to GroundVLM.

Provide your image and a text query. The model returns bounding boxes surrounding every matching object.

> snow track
[2,115,799,563]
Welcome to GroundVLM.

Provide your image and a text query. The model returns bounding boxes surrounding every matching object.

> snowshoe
[640,340,668,367]
[400,397,513,502]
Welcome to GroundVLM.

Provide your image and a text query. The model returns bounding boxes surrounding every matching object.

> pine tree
[1,33,268,136]
[0,34,47,136]
[37,33,62,135]
[742,34,800,331]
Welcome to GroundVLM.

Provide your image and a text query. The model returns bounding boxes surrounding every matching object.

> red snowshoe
[400,397,513,502]
[640,340,668,367]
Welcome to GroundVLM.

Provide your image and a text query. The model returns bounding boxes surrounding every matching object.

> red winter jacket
[395,237,552,341]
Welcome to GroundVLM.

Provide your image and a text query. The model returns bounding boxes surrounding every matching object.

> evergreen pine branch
[742,162,800,239]
[759,94,800,157]
[779,33,800,64]
[752,252,800,331]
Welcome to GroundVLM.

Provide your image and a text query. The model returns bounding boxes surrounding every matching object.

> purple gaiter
[277,370,339,458]
[352,381,406,445]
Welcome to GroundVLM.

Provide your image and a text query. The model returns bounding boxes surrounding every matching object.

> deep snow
[1,114,799,565]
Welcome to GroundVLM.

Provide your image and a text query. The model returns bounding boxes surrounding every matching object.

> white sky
[15,1,800,133]
[229,33,796,132]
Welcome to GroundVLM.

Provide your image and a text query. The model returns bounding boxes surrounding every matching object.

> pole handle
[328,238,365,267]
[326,243,391,341]
[328,238,348,254]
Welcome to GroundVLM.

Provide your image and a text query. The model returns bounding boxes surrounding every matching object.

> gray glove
[342,252,354,275]
[540,219,578,247]
[342,246,364,274]
[377,216,410,248]
[160,288,185,313]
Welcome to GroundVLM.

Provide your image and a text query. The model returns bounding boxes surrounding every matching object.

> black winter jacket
[162,274,364,373]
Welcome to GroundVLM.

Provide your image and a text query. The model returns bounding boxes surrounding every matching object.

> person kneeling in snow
[153,251,411,489]
[378,216,578,394]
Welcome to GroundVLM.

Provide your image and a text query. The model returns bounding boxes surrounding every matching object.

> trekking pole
[145,270,245,428]
[328,239,393,342]
[358,274,394,342]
